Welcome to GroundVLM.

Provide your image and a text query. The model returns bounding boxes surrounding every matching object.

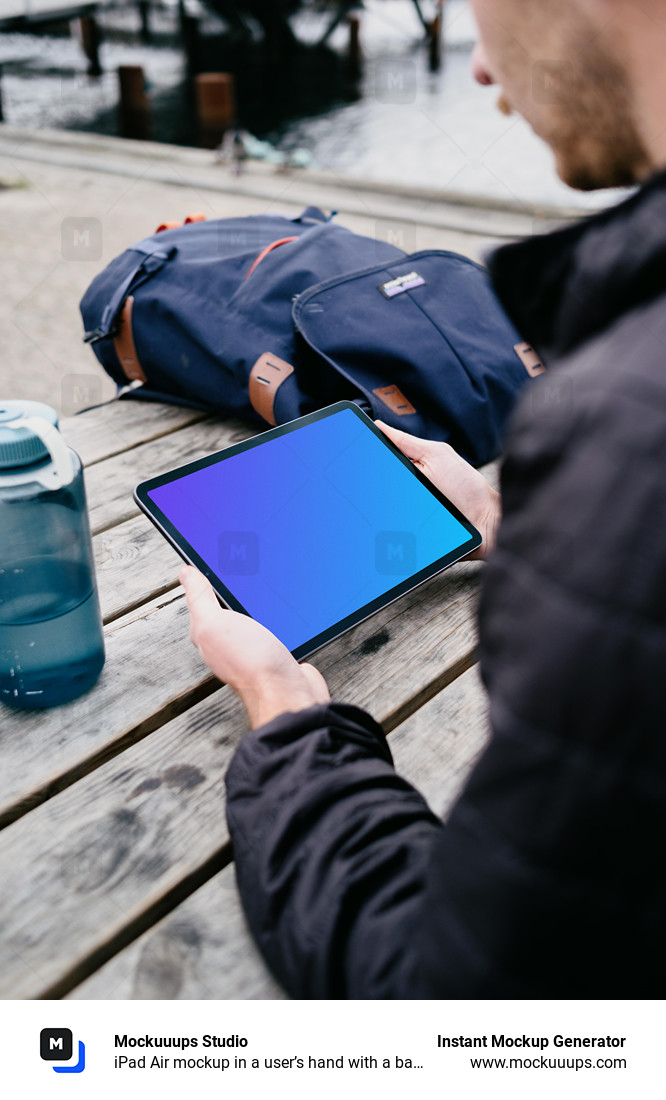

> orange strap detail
[372,384,416,416]
[245,236,298,280]
[113,296,146,384]
[249,353,295,426]
[155,214,206,232]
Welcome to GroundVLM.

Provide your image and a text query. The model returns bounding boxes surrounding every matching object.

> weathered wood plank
[68,667,489,1000]
[68,867,284,1000]
[85,416,261,535]
[0,687,242,999]
[82,411,499,539]
[0,566,483,998]
[95,514,183,623]
[321,561,481,732]
[389,663,490,818]
[0,594,216,829]
[61,400,209,468]
[0,549,481,831]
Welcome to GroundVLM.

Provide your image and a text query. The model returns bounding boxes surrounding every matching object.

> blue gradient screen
[148,409,470,652]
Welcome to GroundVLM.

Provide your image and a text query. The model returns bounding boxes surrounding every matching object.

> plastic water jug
[0,400,105,708]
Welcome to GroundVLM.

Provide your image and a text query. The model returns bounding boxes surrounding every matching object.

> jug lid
[0,401,59,469]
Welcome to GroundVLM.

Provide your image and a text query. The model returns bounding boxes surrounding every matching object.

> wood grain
[61,401,208,468]
[94,514,184,623]
[0,594,215,829]
[68,868,284,1000]
[0,549,481,831]
[389,663,490,818]
[85,416,260,535]
[0,686,242,999]
[0,575,484,997]
[67,667,489,1000]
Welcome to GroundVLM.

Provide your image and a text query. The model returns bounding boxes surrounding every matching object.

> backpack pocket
[293,251,530,466]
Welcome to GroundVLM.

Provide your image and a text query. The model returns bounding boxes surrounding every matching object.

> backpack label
[378,271,426,298]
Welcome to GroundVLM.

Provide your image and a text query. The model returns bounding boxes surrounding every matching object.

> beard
[548,44,650,190]
[496,13,651,191]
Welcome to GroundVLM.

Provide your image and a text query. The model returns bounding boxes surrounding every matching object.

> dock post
[117,65,151,140]
[80,14,102,77]
[348,14,362,80]
[179,0,200,77]
[195,73,236,148]
[428,8,443,73]
[138,0,151,43]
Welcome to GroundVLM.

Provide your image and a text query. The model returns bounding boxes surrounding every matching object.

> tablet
[134,401,481,660]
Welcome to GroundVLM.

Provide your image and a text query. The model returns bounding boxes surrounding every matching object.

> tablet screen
[141,404,479,657]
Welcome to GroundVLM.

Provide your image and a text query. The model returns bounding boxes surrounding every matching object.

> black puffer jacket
[225,172,666,998]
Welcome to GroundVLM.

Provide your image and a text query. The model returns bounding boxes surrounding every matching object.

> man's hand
[179,565,330,728]
[375,421,501,561]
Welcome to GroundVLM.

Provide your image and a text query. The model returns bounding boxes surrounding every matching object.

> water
[0,560,104,708]
[275,0,623,212]
[0,0,625,211]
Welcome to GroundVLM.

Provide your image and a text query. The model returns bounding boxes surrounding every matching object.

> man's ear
[471,41,495,86]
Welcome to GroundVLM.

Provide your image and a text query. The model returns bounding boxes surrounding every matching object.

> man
[180,0,666,996]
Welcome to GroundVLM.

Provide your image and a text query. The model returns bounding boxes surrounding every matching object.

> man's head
[468,0,657,190]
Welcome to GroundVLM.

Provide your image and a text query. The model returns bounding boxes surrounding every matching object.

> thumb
[179,565,222,623]
[374,419,431,464]
[299,662,331,703]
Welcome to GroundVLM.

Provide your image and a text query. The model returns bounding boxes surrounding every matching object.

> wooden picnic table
[0,397,492,1000]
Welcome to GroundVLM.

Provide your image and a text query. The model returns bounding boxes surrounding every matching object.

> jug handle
[7,417,74,489]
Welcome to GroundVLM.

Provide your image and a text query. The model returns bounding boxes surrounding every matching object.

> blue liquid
[0,560,105,708]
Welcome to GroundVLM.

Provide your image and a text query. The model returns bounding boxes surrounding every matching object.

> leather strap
[372,384,416,416]
[113,296,146,383]
[249,353,295,425]
[514,341,546,377]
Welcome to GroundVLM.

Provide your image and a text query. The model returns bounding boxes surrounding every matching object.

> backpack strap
[292,206,331,224]
[248,352,294,425]
[113,296,146,383]
[83,242,176,344]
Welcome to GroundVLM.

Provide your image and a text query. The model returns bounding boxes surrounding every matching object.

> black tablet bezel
[134,401,482,660]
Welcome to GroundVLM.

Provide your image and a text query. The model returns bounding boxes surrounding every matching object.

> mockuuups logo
[40,1028,86,1074]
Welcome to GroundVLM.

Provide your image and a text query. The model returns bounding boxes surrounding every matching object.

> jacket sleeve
[226,341,666,999]
[225,701,444,998]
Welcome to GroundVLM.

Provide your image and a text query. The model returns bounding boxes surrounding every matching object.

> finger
[179,566,222,623]
[374,419,430,463]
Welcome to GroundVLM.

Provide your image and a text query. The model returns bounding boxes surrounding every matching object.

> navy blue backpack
[80,206,542,466]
